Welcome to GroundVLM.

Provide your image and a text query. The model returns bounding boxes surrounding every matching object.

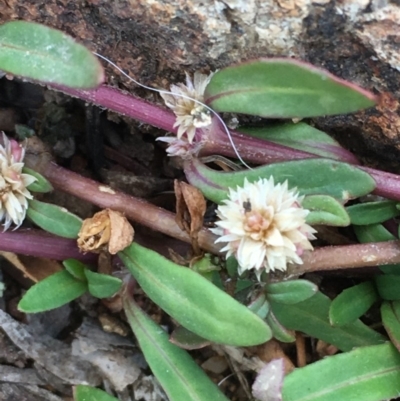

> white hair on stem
[93,52,252,169]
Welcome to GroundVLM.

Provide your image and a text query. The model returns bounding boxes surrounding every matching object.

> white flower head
[156,134,204,159]
[211,177,316,278]
[0,133,36,230]
[160,71,214,143]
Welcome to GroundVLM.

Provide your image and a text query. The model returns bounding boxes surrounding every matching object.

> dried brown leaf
[174,180,206,254]
[0,251,62,283]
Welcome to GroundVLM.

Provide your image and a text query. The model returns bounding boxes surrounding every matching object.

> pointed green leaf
[375,275,400,300]
[381,301,400,351]
[329,282,378,327]
[303,195,350,226]
[23,167,53,193]
[84,269,122,299]
[282,343,400,401]
[27,199,82,238]
[18,270,87,313]
[74,385,118,401]
[63,258,87,281]
[0,21,104,88]
[205,59,375,118]
[266,279,318,305]
[271,292,386,351]
[353,224,400,275]
[120,243,272,346]
[184,158,375,204]
[347,201,400,225]
[240,122,357,163]
[124,296,230,401]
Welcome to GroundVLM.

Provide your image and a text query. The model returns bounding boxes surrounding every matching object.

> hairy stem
[286,240,400,278]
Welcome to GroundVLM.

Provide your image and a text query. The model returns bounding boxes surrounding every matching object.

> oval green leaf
[120,243,272,346]
[329,282,378,327]
[374,275,400,301]
[184,158,376,204]
[124,296,230,401]
[303,195,350,226]
[347,200,400,225]
[23,167,53,193]
[63,258,87,281]
[271,292,385,351]
[381,301,400,352]
[0,21,104,88]
[205,59,376,118]
[266,279,318,305]
[74,385,118,401]
[282,343,400,401]
[239,122,358,163]
[18,270,87,313]
[84,269,122,299]
[27,199,82,239]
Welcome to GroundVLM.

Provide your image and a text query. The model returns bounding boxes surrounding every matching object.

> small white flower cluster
[211,177,316,278]
[0,134,36,230]
[158,72,214,157]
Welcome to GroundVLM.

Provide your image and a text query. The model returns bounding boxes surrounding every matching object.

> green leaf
[204,59,375,118]
[120,243,271,346]
[374,275,400,300]
[184,158,375,204]
[266,311,296,343]
[169,326,211,350]
[74,385,118,401]
[303,195,350,226]
[381,301,400,351]
[271,292,385,351]
[354,223,396,243]
[18,270,87,313]
[329,282,378,327]
[347,201,400,225]
[23,167,53,193]
[240,122,356,162]
[0,21,104,88]
[282,343,400,401]
[266,279,318,304]
[62,258,87,281]
[84,269,122,299]
[353,224,400,275]
[124,296,230,401]
[27,199,82,239]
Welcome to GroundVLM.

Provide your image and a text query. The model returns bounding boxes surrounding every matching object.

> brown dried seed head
[77,209,134,254]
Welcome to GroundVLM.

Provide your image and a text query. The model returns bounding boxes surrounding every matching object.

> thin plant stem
[0,229,97,262]
[56,84,400,201]
[24,154,222,255]
[286,240,400,278]
[23,153,400,274]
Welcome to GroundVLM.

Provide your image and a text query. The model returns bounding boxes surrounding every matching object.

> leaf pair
[18,259,122,313]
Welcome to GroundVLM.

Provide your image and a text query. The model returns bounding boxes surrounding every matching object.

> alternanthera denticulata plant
[4,20,400,401]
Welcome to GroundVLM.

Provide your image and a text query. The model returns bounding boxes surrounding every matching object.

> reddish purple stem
[0,229,97,262]
[56,84,400,200]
